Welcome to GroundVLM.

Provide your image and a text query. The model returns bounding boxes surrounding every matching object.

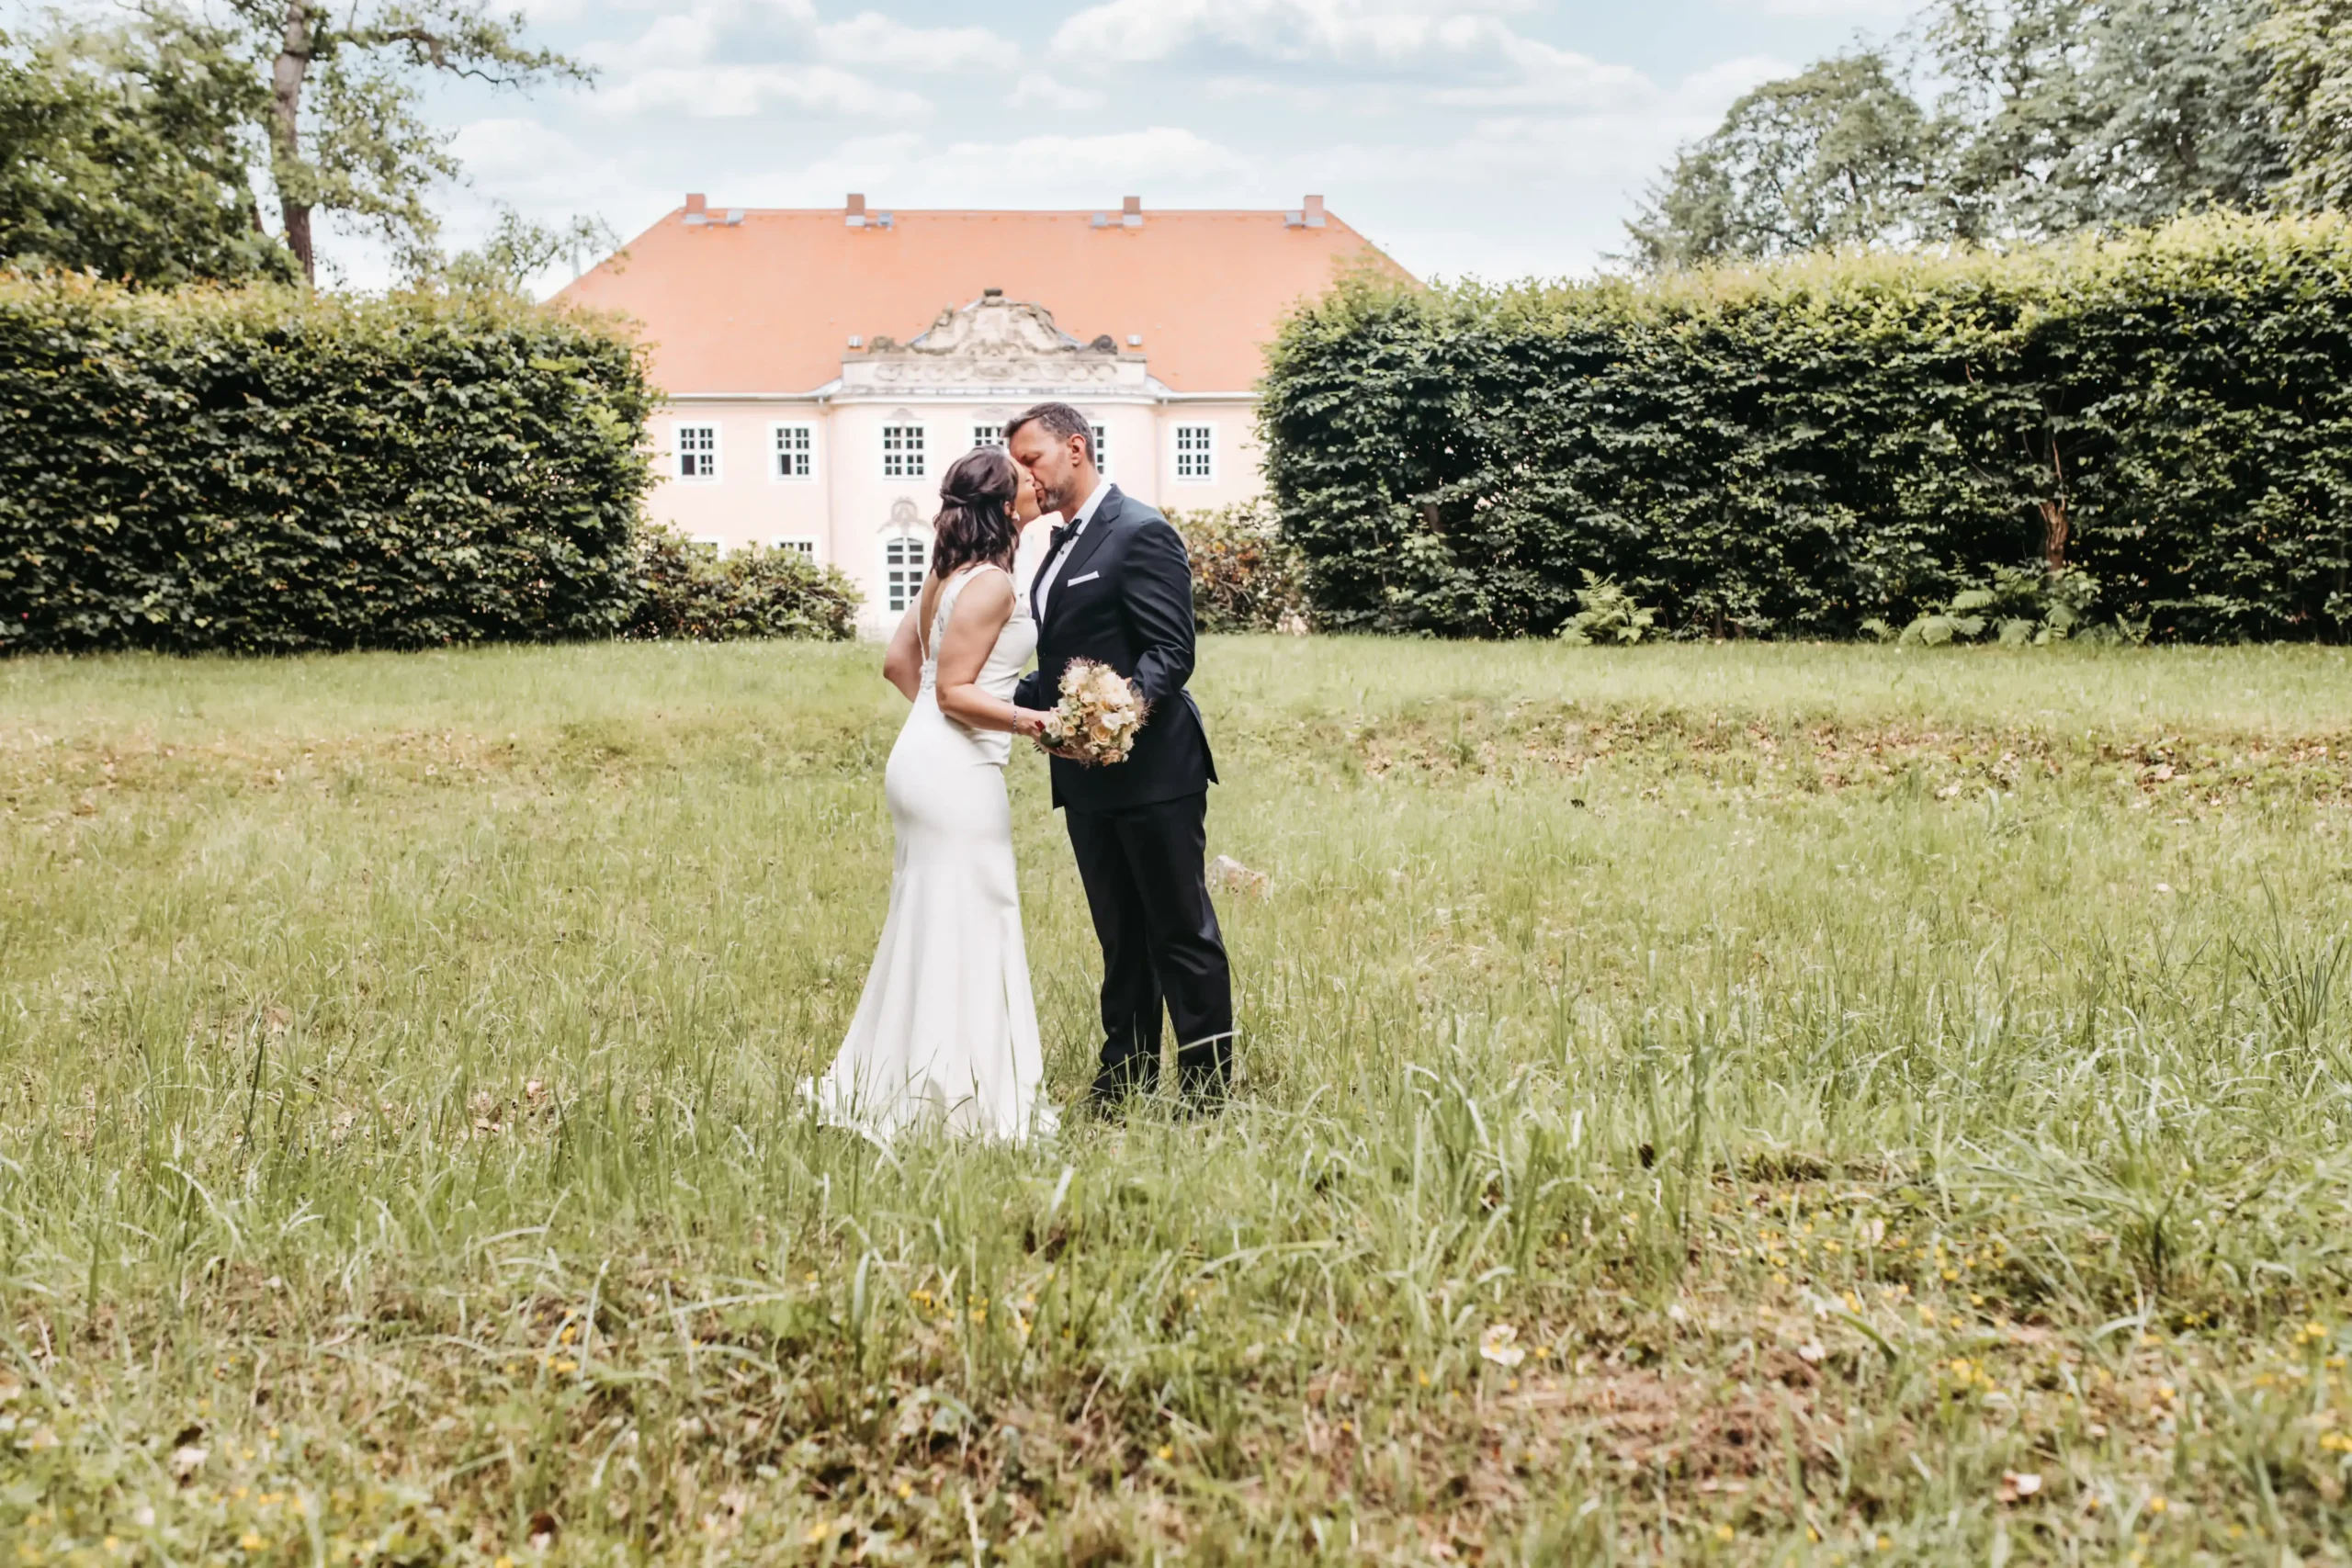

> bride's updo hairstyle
[931,446,1022,579]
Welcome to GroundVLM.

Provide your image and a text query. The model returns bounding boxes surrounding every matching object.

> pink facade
[560,197,1408,627]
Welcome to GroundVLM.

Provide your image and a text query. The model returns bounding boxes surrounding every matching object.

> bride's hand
[1012,708,1049,739]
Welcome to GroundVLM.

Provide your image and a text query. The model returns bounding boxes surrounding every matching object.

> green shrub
[627,528,860,642]
[1262,215,2352,641]
[1557,571,1659,645]
[0,274,653,654]
[1169,498,1308,632]
[1879,564,2130,646]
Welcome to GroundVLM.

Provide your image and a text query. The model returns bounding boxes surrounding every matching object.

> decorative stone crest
[910,289,1093,358]
[840,289,1151,396]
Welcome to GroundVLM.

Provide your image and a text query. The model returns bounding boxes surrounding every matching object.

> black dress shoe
[1086,1060,1157,1114]
[1176,1067,1230,1116]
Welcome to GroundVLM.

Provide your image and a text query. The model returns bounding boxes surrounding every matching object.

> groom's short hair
[1005,402,1094,466]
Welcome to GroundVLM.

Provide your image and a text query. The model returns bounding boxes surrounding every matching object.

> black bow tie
[1048,520,1082,560]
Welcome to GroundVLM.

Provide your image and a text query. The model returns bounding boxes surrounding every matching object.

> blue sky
[411,0,1917,288]
[94,0,1911,286]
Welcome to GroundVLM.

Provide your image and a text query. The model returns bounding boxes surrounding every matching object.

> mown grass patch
[4,638,2352,1564]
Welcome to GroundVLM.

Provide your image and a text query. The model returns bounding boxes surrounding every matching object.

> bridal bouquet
[1036,659,1148,766]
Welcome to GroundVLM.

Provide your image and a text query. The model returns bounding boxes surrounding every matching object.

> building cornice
[664,390,833,404]
[660,385,1258,405]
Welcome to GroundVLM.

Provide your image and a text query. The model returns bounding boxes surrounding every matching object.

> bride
[805,447,1058,1144]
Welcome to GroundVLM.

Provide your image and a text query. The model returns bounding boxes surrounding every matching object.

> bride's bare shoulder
[953,564,1016,620]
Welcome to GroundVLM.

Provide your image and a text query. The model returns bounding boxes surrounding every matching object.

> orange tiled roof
[558,201,1411,395]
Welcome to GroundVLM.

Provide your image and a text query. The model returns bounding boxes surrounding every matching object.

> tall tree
[235,0,590,283]
[0,19,291,285]
[1920,0,2283,237]
[1627,0,2288,266]
[433,204,620,295]
[1626,53,1939,268]
[2256,0,2352,208]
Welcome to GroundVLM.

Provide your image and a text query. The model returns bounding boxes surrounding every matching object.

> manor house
[561,193,1406,627]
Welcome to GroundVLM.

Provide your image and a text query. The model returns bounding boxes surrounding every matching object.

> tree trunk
[2041,496,2069,570]
[270,0,316,284]
[2040,433,2068,570]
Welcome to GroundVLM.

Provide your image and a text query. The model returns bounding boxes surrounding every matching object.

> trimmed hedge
[1,276,655,654]
[1262,215,2352,640]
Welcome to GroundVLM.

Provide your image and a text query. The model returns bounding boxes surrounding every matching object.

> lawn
[5,636,2352,1565]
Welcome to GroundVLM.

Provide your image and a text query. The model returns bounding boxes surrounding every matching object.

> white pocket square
[1064,570,1102,586]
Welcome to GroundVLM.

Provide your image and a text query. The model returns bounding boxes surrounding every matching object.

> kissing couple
[803,401,1235,1144]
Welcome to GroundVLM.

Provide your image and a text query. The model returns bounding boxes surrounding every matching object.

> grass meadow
[6,636,2352,1565]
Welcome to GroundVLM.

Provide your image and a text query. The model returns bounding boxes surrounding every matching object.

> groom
[1007,402,1235,1113]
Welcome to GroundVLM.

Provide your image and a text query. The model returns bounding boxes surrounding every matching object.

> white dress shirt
[1032,481,1113,622]
[1012,513,1058,605]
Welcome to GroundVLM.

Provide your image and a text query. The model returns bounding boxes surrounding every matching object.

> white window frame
[882,423,927,479]
[1174,423,1216,483]
[881,532,929,614]
[674,422,720,482]
[772,536,818,560]
[770,423,815,481]
[971,423,1005,451]
[1091,423,1110,479]
[689,533,726,551]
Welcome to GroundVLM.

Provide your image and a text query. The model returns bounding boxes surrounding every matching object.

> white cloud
[1424,38,1653,109]
[597,62,930,118]
[1050,0,1689,121]
[748,125,1259,209]
[448,117,603,190]
[1007,75,1110,111]
[1052,0,1536,70]
[577,0,825,71]
[509,0,594,23]
[1749,0,1903,15]
[944,126,1255,187]
[1671,54,1797,109]
[629,9,727,66]
[813,12,1019,73]
[1201,74,1338,107]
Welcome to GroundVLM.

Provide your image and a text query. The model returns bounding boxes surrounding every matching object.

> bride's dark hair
[931,447,1022,579]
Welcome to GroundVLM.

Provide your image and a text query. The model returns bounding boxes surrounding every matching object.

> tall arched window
[882,532,928,615]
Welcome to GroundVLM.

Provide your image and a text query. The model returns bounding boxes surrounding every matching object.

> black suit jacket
[1015,485,1218,813]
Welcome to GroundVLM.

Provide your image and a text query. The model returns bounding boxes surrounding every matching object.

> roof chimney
[1123,196,1141,215]
[1121,195,1142,229]
[1305,194,1326,220]
[1287,194,1329,230]
[684,193,707,215]
[847,193,865,215]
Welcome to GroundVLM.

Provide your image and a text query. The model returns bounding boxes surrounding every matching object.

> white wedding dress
[805,565,1057,1144]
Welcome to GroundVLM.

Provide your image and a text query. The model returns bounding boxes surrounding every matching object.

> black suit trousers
[1064,792,1234,1089]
